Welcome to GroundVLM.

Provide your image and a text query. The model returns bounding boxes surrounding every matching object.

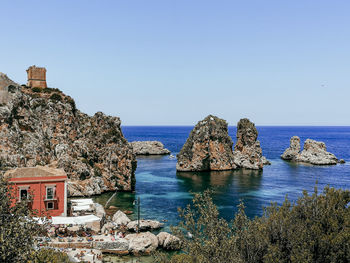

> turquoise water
[94,126,350,229]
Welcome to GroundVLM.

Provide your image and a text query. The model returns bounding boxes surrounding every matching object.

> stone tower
[26,65,47,88]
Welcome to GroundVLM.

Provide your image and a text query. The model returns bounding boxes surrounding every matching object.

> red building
[5,166,68,218]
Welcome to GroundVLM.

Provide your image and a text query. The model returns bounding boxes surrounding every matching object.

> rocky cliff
[281,136,339,165]
[0,73,136,196]
[233,118,270,169]
[176,115,236,171]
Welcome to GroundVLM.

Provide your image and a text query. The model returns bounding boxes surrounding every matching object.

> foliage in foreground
[0,177,68,262]
[154,186,350,263]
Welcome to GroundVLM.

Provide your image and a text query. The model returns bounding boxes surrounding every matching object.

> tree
[0,177,68,262]
[156,186,350,263]
[0,176,40,262]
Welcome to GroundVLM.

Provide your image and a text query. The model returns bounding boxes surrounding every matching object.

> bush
[31,87,42,93]
[156,186,350,263]
[94,165,103,177]
[49,93,62,102]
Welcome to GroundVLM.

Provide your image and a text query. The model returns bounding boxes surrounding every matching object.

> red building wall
[9,176,67,218]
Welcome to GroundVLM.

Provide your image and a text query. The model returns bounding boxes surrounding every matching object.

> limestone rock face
[176,115,236,171]
[112,210,131,227]
[157,232,181,250]
[281,136,301,160]
[281,137,339,165]
[131,141,170,155]
[125,232,159,255]
[127,219,164,232]
[233,118,268,170]
[0,75,136,196]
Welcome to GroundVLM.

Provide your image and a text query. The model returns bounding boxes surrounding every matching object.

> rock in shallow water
[125,232,159,255]
[281,136,339,165]
[233,118,269,170]
[127,219,164,232]
[157,232,181,250]
[176,115,236,171]
[131,141,170,155]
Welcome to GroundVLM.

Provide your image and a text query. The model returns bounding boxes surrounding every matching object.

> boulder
[127,220,164,232]
[157,232,181,250]
[125,232,159,255]
[233,118,268,169]
[296,139,338,165]
[176,115,236,171]
[281,137,339,165]
[112,210,131,227]
[339,159,346,164]
[281,136,301,160]
[131,141,170,155]
[94,239,129,251]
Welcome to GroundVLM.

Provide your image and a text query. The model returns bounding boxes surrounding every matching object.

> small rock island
[176,115,236,171]
[281,136,340,165]
[130,141,170,155]
[233,118,270,169]
[176,115,270,172]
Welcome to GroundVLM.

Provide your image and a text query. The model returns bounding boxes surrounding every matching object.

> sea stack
[233,118,269,169]
[176,115,236,171]
[281,136,339,165]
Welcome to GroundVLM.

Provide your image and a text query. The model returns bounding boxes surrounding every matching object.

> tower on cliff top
[26,65,47,88]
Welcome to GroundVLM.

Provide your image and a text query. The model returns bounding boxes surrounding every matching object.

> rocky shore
[0,73,136,196]
[281,136,341,165]
[131,141,170,155]
[176,115,269,172]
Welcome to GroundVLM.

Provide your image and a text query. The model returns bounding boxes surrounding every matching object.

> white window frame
[19,186,29,201]
[46,186,55,200]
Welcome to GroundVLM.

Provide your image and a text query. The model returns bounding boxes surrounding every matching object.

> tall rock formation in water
[0,73,136,196]
[176,115,236,171]
[281,136,339,165]
[233,118,269,169]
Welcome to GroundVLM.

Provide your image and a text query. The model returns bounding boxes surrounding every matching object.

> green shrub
[157,186,350,263]
[31,87,42,93]
[49,93,62,102]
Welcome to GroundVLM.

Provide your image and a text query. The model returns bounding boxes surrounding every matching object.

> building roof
[5,165,67,181]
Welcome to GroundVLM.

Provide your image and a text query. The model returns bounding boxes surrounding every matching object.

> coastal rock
[125,232,159,255]
[176,115,236,171]
[339,159,346,164]
[112,210,131,227]
[157,232,181,250]
[95,239,129,251]
[281,137,339,165]
[233,118,268,170]
[131,141,170,155]
[0,74,136,196]
[281,136,301,160]
[127,219,164,232]
[296,139,338,165]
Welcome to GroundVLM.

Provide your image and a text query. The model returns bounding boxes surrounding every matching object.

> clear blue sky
[1,1,349,125]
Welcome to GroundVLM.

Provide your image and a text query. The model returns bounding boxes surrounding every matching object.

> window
[47,202,54,210]
[19,188,28,201]
[46,187,55,200]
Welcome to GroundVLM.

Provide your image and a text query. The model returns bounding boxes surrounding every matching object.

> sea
[94,126,350,230]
